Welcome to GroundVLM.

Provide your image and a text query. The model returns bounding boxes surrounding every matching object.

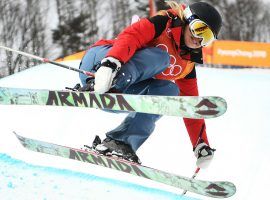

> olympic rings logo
[156,44,182,77]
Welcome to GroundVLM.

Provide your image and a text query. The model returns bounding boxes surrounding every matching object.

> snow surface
[0,153,192,200]
[0,60,270,200]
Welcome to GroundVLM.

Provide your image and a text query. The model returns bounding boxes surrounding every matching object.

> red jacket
[92,11,209,147]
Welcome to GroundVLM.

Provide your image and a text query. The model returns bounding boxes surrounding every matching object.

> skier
[79,1,222,168]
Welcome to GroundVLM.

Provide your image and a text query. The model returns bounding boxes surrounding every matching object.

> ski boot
[66,78,119,93]
[194,142,216,169]
[66,77,95,92]
[91,135,141,164]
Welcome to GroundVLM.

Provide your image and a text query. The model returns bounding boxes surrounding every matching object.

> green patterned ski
[14,132,236,198]
[0,87,226,119]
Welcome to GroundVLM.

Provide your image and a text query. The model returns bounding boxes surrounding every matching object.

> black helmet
[185,2,222,37]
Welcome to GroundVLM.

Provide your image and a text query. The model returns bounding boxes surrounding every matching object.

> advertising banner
[203,40,270,68]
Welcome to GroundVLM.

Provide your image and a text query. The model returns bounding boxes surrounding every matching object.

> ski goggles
[189,19,216,47]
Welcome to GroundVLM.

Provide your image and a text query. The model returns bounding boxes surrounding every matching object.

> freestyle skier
[79,1,222,167]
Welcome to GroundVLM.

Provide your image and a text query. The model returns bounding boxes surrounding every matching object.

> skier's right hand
[94,57,121,93]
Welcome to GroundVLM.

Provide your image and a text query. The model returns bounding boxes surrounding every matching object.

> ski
[0,87,226,119]
[14,132,236,198]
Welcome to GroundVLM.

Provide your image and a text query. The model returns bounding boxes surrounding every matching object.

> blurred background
[0,0,270,77]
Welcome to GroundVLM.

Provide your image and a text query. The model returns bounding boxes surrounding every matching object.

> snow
[0,60,270,200]
[1,154,192,200]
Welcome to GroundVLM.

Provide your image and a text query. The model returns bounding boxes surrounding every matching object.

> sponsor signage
[203,40,270,67]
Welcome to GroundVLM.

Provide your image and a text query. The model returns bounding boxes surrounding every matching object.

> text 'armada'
[46,91,135,111]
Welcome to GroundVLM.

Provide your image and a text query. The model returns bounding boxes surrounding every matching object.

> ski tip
[12,131,25,145]
[205,181,237,198]
[13,131,19,137]
[194,96,227,119]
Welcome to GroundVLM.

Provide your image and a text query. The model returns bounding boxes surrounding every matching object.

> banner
[55,51,85,62]
[203,40,270,68]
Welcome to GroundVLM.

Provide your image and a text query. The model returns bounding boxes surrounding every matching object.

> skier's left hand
[94,57,121,93]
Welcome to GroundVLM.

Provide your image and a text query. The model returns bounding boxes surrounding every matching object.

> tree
[80,0,99,46]
[253,2,270,42]
[0,0,48,76]
[111,0,131,36]
[53,0,99,57]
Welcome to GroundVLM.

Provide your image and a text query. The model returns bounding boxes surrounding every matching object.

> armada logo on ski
[70,149,149,178]
[46,90,135,111]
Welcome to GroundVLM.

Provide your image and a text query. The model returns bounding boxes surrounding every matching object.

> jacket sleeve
[106,15,170,63]
[175,70,210,148]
